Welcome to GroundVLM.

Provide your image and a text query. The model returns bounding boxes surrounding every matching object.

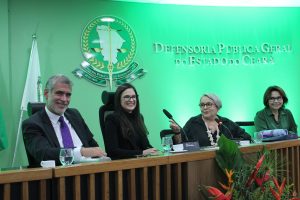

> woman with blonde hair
[170,93,251,146]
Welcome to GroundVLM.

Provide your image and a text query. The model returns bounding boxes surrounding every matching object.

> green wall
[1,0,299,168]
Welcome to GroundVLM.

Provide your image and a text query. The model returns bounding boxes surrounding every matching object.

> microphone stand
[171,118,189,142]
[215,118,234,140]
[163,109,199,151]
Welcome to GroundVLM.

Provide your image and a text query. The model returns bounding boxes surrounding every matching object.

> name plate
[183,141,200,151]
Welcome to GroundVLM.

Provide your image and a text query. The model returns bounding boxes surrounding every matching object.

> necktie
[59,116,74,148]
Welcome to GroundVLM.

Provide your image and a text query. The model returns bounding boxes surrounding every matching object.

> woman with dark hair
[104,83,157,159]
[254,86,297,133]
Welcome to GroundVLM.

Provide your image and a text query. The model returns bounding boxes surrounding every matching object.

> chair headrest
[235,121,254,126]
[160,129,175,139]
[27,102,46,116]
[101,91,115,105]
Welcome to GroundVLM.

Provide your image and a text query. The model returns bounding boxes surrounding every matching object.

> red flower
[246,154,265,187]
[206,186,232,200]
[270,177,286,200]
[254,169,270,191]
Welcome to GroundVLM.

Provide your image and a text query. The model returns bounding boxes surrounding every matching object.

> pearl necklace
[203,117,220,146]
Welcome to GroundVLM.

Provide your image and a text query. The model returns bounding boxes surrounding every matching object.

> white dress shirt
[45,107,83,161]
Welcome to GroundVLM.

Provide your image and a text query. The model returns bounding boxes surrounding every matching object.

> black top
[104,112,152,159]
[182,114,251,146]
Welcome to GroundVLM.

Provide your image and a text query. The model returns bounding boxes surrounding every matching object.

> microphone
[162,109,189,141]
[162,109,173,119]
[215,118,234,140]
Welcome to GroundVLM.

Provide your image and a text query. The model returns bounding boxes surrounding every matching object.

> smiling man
[22,74,107,167]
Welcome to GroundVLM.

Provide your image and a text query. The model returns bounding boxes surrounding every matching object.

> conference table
[1,139,299,200]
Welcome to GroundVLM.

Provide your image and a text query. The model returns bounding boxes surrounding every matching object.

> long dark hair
[114,83,148,138]
[263,85,288,108]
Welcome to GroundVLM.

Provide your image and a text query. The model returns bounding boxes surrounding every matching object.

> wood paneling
[1,139,300,200]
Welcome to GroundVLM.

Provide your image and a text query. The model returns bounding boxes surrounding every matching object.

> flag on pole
[20,34,43,111]
[12,34,43,166]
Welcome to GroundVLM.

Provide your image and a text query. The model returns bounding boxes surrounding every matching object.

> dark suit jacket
[22,108,99,167]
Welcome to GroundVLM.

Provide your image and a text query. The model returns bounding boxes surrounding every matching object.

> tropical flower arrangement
[201,135,300,200]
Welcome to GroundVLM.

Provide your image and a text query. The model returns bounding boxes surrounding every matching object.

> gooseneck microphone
[162,109,189,141]
[215,118,234,139]
[162,109,173,119]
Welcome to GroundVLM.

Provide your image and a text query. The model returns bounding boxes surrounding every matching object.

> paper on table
[170,150,188,153]
[75,156,111,163]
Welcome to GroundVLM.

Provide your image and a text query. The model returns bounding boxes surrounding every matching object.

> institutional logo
[73,16,146,89]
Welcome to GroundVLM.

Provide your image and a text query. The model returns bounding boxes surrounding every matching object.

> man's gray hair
[202,93,222,109]
[45,74,73,91]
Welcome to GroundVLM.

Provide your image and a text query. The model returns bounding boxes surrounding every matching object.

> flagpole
[11,110,24,167]
[11,34,42,167]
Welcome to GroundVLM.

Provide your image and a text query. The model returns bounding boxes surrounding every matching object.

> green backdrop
[1,0,299,168]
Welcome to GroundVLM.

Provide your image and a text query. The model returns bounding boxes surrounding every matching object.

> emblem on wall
[73,16,146,89]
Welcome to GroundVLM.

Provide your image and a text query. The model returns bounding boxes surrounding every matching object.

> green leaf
[216,135,245,172]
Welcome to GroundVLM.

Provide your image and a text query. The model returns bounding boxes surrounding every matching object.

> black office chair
[235,121,255,127]
[99,91,115,153]
[27,102,46,116]
[160,129,180,144]
[99,91,115,135]
[235,121,255,141]
[160,129,175,138]
[25,102,46,167]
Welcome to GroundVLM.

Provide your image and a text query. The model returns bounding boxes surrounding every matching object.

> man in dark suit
[22,74,106,167]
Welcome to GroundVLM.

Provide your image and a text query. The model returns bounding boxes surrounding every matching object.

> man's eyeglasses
[199,102,214,108]
[269,96,282,102]
[122,95,137,101]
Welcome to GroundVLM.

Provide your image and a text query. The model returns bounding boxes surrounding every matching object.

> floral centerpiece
[202,135,300,200]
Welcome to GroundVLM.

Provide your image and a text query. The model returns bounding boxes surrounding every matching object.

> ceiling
[111,0,300,7]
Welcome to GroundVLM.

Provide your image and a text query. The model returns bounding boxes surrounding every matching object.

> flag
[0,111,7,151]
[12,35,43,166]
[20,35,43,111]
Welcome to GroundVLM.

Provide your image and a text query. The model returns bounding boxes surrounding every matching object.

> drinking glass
[59,148,74,166]
[253,132,263,144]
[162,136,173,154]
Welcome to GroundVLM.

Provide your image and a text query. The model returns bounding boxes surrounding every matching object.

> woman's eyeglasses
[122,95,137,101]
[269,96,282,102]
[199,102,214,108]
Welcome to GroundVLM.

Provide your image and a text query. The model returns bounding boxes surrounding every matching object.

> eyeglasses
[199,102,215,108]
[269,96,283,102]
[122,95,137,101]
